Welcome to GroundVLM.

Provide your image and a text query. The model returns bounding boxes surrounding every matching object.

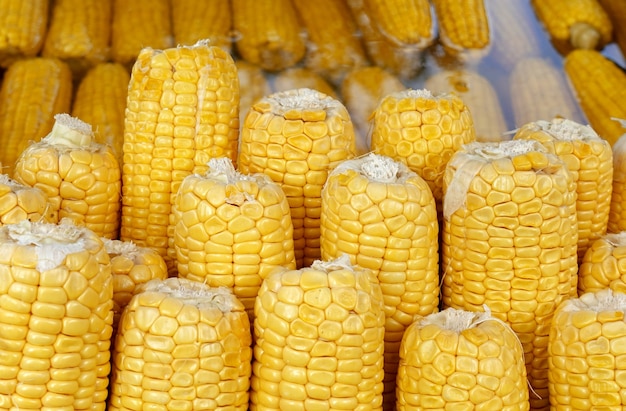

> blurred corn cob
[109,277,252,411]
[578,232,626,294]
[13,114,122,239]
[238,88,356,268]
[564,49,626,146]
[272,67,338,99]
[431,0,491,58]
[609,129,626,232]
[0,174,55,225]
[0,0,49,67]
[599,0,626,57]
[510,57,585,128]
[171,0,232,53]
[232,0,306,71]
[0,57,73,176]
[441,140,578,411]
[71,62,130,163]
[236,60,272,130]
[425,69,508,142]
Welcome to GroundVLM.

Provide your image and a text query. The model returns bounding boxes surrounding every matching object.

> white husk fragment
[43,113,94,147]
[311,254,354,272]
[268,87,340,114]
[390,88,434,99]
[421,307,492,333]
[331,153,407,183]
[563,289,626,313]
[103,238,142,260]
[205,157,257,204]
[605,231,626,247]
[141,277,242,312]
[531,118,600,142]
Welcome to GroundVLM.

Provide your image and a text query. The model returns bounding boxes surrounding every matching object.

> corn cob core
[549,289,626,409]
[320,153,439,408]
[441,139,578,411]
[0,174,55,225]
[173,157,296,321]
[578,232,626,295]
[109,277,252,411]
[250,255,386,410]
[396,307,530,410]
[609,126,626,233]
[0,220,113,410]
[239,88,356,268]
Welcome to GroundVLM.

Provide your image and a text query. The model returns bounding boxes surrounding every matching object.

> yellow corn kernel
[272,67,339,99]
[431,0,491,56]
[441,139,578,411]
[108,277,252,411]
[250,256,385,410]
[13,114,121,239]
[0,174,55,225]
[610,132,626,233]
[397,308,530,410]
[239,88,357,268]
[549,289,626,410]
[578,232,626,295]
[321,154,440,408]
[236,60,271,128]
[0,57,73,176]
[121,41,240,272]
[0,0,48,67]
[171,0,232,53]
[0,220,113,411]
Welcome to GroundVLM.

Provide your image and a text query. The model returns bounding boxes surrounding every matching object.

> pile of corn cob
[1,0,626,410]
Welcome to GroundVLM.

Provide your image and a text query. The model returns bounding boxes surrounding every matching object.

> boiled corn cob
[171,0,232,53]
[320,154,440,408]
[71,62,130,163]
[238,88,356,268]
[430,0,491,55]
[514,118,613,263]
[120,41,240,271]
[0,57,73,176]
[250,256,385,410]
[272,67,339,99]
[232,0,306,71]
[0,174,54,225]
[396,308,530,410]
[599,0,626,57]
[41,0,112,77]
[609,130,626,233]
[578,232,626,295]
[109,277,252,411]
[548,289,626,410]
[173,157,296,320]
[0,220,113,411]
[13,114,122,239]
[425,69,508,142]
[0,0,49,67]
[441,140,579,411]
[564,49,626,147]
[370,88,476,205]
[236,60,272,129]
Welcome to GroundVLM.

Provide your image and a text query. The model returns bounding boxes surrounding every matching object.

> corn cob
[272,67,339,99]
[13,114,122,239]
[370,88,476,206]
[173,157,296,320]
[71,62,130,163]
[531,0,613,53]
[397,308,530,410]
[0,0,48,67]
[564,49,626,147]
[441,140,579,411]
[0,174,55,225]
[548,289,626,410]
[41,0,112,78]
[320,154,440,408]
[0,57,73,176]
[111,0,173,68]
[609,130,626,233]
[231,0,306,71]
[171,0,232,53]
[239,88,356,268]
[0,220,113,410]
[578,232,626,295]
[236,60,272,129]
[514,118,613,263]
[250,256,385,410]
[599,0,626,58]
[109,277,252,411]
[425,69,508,142]
[120,41,240,271]
[430,0,491,55]
[103,238,168,332]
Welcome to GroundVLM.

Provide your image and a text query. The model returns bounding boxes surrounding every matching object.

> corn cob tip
[570,21,603,50]
[46,113,94,147]
[310,253,354,272]
[525,117,601,141]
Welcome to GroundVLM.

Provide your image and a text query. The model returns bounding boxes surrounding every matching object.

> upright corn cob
[13,114,122,239]
[0,220,113,411]
[111,0,173,68]
[250,256,386,410]
[397,308,530,410]
[272,67,338,99]
[514,118,613,262]
[71,62,130,163]
[320,154,440,409]
[425,69,508,142]
[0,174,55,225]
[549,289,626,410]
[171,0,232,53]
[0,0,48,67]
[599,0,626,57]
[370,89,476,205]
[578,232,626,295]
[564,49,626,147]
[173,157,296,320]
[609,130,626,232]
[236,60,272,128]
[441,140,579,411]
[239,88,356,268]
[0,57,73,176]
[41,0,112,77]
[430,0,491,56]
[121,41,240,271]
[231,0,306,71]
[109,277,252,411]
